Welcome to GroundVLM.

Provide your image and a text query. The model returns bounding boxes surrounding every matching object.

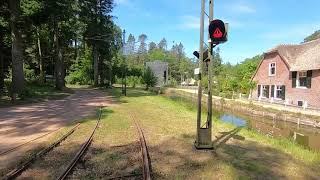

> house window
[297,71,307,87]
[276,85,285,99]
[269,63,276,76]
[298,101,304,107]
[262,85,269,98]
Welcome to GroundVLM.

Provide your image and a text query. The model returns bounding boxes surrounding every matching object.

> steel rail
[131,115,152,180]
[57,107,103,180]
[0,128,62,156]
[4,123,81,180]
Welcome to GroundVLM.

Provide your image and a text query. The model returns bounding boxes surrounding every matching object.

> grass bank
[0,83,73,107]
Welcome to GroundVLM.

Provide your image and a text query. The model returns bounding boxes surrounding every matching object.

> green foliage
[142,67,157,90]
[24,65,38,83]
[127,76,142,88]
[166,78,178,87]
[304,30,320,42]
[214,55,261,97]
[66,49,93,85]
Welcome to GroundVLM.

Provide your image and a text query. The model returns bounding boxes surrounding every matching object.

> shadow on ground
[11,126,319,179]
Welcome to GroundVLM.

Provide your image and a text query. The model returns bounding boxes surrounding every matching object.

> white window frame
[274,85,283,100]
[269,62,276,76]
[261,85,268,98]
[297,71,307,88]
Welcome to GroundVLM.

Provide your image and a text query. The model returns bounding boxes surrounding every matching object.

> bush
[114,75,123,84]
[166,78,178,87]
[66,49,93,85]
[19,87,35,100]
[127,76,142,88]
[24,66,38,83]
[142,67,157,90]
[4,80,11,95]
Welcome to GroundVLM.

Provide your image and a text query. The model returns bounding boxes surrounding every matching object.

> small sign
[194,68,200,75]
[209,19,228,44]
[213,28,223,38]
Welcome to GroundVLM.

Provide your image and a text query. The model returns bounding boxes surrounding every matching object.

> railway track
[0,128,62,156]
[3,106,103,180]
[57,106,102,180]
[3,106,152,180]
[4,123,81,180]
[131,114,152,180]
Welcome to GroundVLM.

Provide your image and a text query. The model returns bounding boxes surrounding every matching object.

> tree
[0,2,10,95]
[304,30,320,42]
[8,0,25,97]
[80,0,114,86]
[137,34,147,64]
[148,41,157,53]
[212,47,222,76]
[126,33,135,55]
[142,66,157,90]
[158,38,167,51]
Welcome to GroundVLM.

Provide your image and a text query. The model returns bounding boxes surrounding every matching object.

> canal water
[166,91,320,151]
[215,109,320,151]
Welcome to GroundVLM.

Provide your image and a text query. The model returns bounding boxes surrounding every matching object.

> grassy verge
[76,88,320,179]
[0,83,73,107]
[5,87,319,179]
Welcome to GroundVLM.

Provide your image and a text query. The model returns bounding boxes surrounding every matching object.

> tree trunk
[99,58,104,85]
[53,18,65,90]
[0,54,4,95]
[8,0,25,96]
[74,38,78,61]
[109,62,112,87]
[93,44,99,86]
[36,27,45,84]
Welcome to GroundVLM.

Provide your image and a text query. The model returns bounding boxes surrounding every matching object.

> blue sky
[113,0,320,64]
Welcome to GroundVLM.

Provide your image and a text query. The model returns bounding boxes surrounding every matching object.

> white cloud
[179,15,245,31]
[225,19,245,29]
[179,15,209,30]
[115,0,129,5]
[262,23,320,42]
[229,2,256,14]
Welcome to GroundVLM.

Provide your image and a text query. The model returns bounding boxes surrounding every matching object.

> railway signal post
[194,0,228,149]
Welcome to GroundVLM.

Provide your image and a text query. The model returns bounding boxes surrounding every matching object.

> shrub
[114,75,123,84]
[66,49,93,85]
[166,78,178,87]
[127,76,142,88]
[24,65,38,83]
[142,67,157,90]
[19,87,35,100]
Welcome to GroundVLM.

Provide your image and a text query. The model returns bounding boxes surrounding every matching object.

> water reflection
[217,109,320,151]
[219,114,246,127]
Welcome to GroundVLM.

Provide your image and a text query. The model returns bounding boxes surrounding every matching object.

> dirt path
[0,88,115,171]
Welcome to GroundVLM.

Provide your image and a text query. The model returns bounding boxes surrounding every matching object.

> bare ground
[0,88,116,172]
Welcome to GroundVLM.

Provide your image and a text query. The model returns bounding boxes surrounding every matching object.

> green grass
[4,87,319,179]
[0,83,73,107]
[165,93,320,165]
[81,87,319,179]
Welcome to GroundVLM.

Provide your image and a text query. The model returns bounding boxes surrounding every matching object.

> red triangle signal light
[213,28,223,38]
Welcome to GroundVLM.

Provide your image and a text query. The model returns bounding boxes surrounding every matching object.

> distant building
[251,38,320,108]
[145,61,169,86]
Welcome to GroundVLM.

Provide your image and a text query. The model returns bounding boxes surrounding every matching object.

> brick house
[251,38,320,108]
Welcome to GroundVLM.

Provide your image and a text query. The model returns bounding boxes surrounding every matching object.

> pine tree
[8,0,25,97]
